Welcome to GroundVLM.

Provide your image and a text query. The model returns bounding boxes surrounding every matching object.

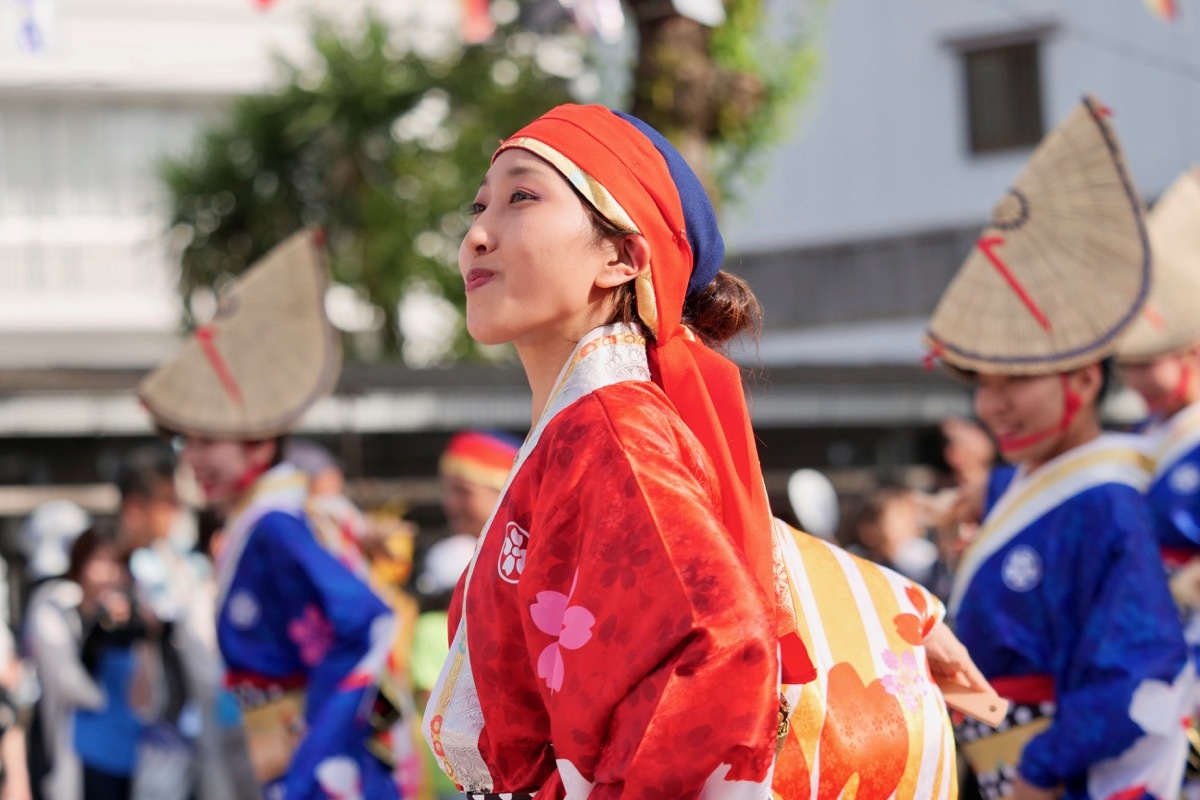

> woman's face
[459,148,626,347]
[974,372,1070,466]
[79,545,124,602]
[1119,353,1188,416]
[179,436,274,512]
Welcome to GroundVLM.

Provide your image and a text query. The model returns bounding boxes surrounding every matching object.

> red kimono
[423,324,780,799]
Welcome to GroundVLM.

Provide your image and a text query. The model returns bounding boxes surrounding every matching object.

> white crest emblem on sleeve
[498,522,529,583]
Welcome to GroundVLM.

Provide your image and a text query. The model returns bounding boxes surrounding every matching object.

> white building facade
[725,0,1200,368]
[0,0,444,369]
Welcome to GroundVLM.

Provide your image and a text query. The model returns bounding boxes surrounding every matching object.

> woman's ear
[1070,363,1104,407]
[596,235,649,289]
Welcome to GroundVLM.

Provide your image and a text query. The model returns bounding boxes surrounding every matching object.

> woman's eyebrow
[479,163,549,188]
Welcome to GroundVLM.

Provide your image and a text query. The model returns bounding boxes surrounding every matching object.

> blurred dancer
[138,231,403,800]
[926,97,1192,800]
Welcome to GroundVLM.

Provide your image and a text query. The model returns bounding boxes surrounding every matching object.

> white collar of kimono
[1148,401,1200,478]
[214,462,309,610]
[949,432,1153,617]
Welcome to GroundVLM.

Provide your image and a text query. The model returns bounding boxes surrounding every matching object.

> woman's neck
[516,334,584,425]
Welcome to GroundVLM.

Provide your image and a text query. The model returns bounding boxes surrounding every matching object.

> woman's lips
[465,268,496,292]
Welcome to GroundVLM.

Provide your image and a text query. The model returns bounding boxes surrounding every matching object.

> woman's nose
[462,218,494,255]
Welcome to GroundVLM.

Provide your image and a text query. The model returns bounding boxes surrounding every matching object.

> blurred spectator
[116,445,243,800]
[406,431,518,800]
[847,485,939,587]
[918,417,1008,600]
[411,431,520,596]
[437,431,520,540]
[65,528,150,800]
[19,501,90,800]
[940,416,997,491]
[285,439,371,578]
[0,647,31,800]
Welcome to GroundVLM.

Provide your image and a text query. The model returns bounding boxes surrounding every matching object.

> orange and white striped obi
[771,520,958,800]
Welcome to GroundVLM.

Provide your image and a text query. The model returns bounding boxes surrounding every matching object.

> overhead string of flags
[245,0,725,42]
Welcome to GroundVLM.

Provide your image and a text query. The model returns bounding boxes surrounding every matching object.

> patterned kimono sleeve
[1018,494,1190,790]
[519,395,779,800]
[251,513,398,798]
[1153,447,1200,548]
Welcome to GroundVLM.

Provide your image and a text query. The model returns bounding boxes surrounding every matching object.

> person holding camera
[67,529,154,800]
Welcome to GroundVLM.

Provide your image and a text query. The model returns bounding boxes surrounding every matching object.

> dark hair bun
[683,271,762,347]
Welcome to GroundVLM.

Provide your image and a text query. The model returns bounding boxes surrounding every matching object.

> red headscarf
[497,105,811,683]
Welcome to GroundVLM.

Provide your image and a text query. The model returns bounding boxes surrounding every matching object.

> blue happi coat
[1140,404,1200,654]
[952,434,1192,800]
[216,464,401,800]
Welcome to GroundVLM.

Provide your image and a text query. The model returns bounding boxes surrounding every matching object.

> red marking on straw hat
[923,341,944,371]
[977,236,1052,331]
[1144,305,1166,331]
[195,326,245,406]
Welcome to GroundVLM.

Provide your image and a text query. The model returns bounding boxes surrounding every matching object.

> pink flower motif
[288,603,334,667]
[880,649,926,713]
[529,570,595,693]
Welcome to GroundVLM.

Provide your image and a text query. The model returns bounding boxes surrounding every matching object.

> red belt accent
[224,670,307,692]
[990,674,1054,706]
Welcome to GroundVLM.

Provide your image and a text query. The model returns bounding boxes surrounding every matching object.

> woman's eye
[467,202,486,216]
[511,189,536,203]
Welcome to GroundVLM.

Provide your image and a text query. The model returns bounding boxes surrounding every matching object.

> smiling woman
[421,104,804,799]
[927,97,1194,800]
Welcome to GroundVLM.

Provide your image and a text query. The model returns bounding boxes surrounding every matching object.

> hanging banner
[462,0,495,43]
[1144,0,1179,21]
[7,0,55,55]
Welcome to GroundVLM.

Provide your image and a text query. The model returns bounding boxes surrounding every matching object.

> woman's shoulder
[548,382,695,449]
[533,382,716,482]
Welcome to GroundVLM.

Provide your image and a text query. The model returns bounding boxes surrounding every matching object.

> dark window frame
[962,39,1045,154]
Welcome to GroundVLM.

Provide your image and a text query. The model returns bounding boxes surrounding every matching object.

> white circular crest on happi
[1001,545,1042,593]
[498,522,530,584]
[1170,463,1200,495]
[227,589,261,629]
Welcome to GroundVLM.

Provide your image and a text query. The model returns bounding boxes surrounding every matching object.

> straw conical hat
[139,230,341,439]
[924,96,1150,376]
[1116,168,1200,363]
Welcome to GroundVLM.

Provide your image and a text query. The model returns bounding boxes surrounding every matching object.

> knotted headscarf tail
[496,104,813,684]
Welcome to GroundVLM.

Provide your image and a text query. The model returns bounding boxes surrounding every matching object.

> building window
[963,40,1043,154]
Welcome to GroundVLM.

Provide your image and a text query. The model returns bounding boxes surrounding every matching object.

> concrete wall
[725,0,1200,254]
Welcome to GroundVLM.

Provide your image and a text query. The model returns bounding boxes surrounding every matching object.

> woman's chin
[465,320,514,347]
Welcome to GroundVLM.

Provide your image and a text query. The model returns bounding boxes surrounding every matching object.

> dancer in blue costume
[925,98,1193,800]
[138,231,404,800]
[1118,169,1200,628]
[1116,168,1200,795]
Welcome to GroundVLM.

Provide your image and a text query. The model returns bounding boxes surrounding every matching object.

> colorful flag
[13,0,54,55]
[1144,0,1179,21]
[462,0,495,44]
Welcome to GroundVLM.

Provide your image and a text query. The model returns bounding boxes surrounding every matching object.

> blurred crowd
[0,428,524,800]
[0,415,1008,800]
